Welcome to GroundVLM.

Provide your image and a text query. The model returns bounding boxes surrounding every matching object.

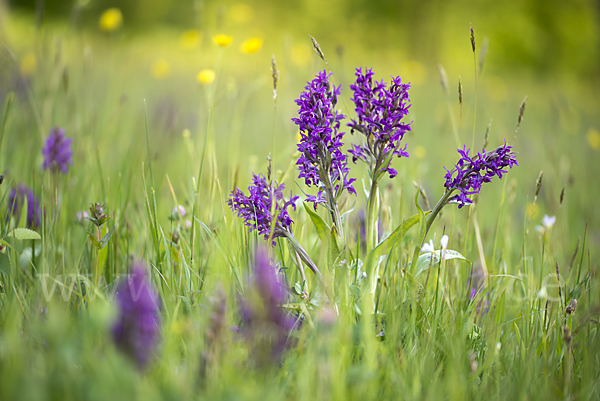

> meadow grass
[0,8,599,401]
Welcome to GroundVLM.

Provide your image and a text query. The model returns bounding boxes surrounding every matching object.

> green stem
[282,229,332,303]
[425,189,454,236]
[365,176,379,252]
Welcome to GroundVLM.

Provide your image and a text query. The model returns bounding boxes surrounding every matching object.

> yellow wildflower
[180,30,202,50]
[240,38,262,54]
[197,69,216,85]
[587,128,600,150]
[213,34,232,47]
[99,8,123,32]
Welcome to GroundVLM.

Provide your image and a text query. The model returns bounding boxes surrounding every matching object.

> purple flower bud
[112,262,161,370]
[7,184,41,228]
[228,174,298,245]
[42,127,73,174]
[444,141,518,208]
[348,68,412,179]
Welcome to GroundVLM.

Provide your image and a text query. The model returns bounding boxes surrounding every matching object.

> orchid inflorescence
[443,141,518,208]
[348,68,412,179]
[293,70,356,209]
[228,173,299,245]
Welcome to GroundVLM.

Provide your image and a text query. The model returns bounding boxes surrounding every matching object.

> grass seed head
[470,24,476,53]
[483,119,492,149]
[438,64,449,96]
[516,96,527,138]
[566,299,577,315]
[535,170,543,200]
[309,35,327,63]
[271,54,279,101]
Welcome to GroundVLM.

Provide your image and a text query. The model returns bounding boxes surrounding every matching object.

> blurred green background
[4,0,600,78]
[0,0,599,240]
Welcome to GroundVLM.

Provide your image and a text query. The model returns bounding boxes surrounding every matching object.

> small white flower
[421,239,435,253]
[440,235,449,250]
[542,215,556,229]
[536,215,557,234]
[440,235,449,261]
[537,287,548,299]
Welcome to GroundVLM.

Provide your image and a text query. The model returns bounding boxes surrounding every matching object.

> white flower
[542,215,556,229]
[537,287,548,299]
[440,235,449,260]
[536,215,556,234]
[421,239,435,253]
[440,235,449,250]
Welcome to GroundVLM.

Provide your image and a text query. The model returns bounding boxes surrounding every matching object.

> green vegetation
[0,1,599,400]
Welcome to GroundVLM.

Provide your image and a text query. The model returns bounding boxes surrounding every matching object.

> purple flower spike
[7,184,41,228]
[443,141,518,208]
[348,68,412,179]
[112,262,161,370]
[239,247,295,366]
[228,174,299,245]
[292,71,356,207]
[42,127,73,173]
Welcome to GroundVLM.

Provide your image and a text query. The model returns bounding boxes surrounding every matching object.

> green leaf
[415,249,471,277]
[99,226,115,248]
[87,232,102,249]
[409,189,427,274]
[377,212,428,257]
[340,205,355,225]
[329,224,342,268]
[303,202,330,245]
[6,228,41,240]
[0,253,10,275]
[0,238,22,254]
[362,211,426,289]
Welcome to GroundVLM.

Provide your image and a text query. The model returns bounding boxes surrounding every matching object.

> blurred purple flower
[42,127,73,173]
[239,247,295,366]
[7,184,41,228]
[348,68,411,179]
[228,174,298,245]
[468,267,489,317]
[292,70,356,207]
[444,141,518,208]
[112,261,161,370]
